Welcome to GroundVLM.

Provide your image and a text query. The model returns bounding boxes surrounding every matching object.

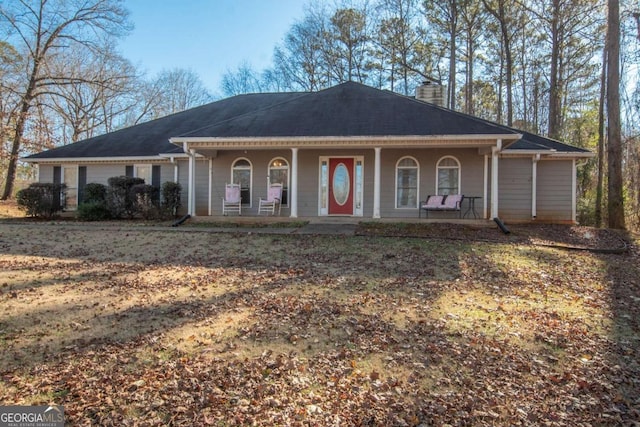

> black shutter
[52,166,62,211]
[78,166,87,203]
[53,166,61,184]
[152,165,161,188]
[125,165,134,177]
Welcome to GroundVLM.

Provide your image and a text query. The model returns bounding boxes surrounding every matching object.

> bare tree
[374,0,435,95]
[326,7,370,83]
[151,68,212,116]
[272,8,330,91]
[424,0,461,109]
[482,0,524,126]
[0,0,130,200]
[45,44,139,143]
[221,62,263,96]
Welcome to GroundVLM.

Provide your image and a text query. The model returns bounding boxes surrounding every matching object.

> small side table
[463,196,482,219]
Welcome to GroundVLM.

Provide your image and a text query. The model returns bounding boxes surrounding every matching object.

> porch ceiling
[171,134,520,154]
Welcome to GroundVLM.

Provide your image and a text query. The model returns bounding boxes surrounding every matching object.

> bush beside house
[16,183,66,219]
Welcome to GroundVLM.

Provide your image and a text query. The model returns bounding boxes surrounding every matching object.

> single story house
[24,81,593,222]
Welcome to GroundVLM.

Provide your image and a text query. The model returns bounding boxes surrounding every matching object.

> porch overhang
[170,134,521,153]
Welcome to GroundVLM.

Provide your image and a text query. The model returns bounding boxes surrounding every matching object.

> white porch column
[188,148,196,216]
[483,154,488,219]
[208,158,213,216]
[531,154,540,219]
[490,140,501,219]
[373,147,381,218]
[290,148,298,218]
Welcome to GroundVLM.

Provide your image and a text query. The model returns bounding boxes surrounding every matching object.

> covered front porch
[173,137,513,221]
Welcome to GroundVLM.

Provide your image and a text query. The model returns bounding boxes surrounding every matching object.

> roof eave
[501,149,595,158]
[22,155,171,164]
[171,134,521,149]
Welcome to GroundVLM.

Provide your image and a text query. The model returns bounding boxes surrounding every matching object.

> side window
[268,157,289,206]
[232,158,252,206]
[135,165,152,183]
[396,156,419,208]
[436,156,460,195]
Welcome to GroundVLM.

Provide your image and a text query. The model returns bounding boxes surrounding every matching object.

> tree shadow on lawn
[0,224,639,425]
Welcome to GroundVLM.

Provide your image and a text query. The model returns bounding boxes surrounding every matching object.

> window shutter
[78,166,87,203]
[52,166,62,211]
[152,165,161,188]
[53,166,61,184]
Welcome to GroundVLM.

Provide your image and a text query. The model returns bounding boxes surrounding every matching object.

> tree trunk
[595,45,607,228]
[606,0,625,229]
[547,0,562,139]
[1,67,38,200]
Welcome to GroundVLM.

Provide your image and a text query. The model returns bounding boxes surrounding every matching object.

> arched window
[396,156,419,208]
[232,158,252,206]
[436,156,460,195]
[268,157,289,206]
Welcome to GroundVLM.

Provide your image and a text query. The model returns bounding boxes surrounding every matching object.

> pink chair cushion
[422,195,444,209]
[443,194,462,209]
[267,185,282,202]
[225,185,241,203]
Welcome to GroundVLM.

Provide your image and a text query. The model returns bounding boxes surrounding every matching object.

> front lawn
[0,223,638,426]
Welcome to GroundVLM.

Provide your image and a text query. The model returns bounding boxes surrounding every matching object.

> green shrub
[16,183,66,218]
[83,182,107,203]
[16,183,66,219]
[106,176,144,218]
[132,184,160,220]
[76,201,112,221]
[161,181,182,218]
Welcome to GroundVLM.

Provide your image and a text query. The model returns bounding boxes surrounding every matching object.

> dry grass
[0,222,638,425]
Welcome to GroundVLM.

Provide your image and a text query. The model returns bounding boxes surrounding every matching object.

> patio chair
[222,183,242,215]
[258,183,282,215]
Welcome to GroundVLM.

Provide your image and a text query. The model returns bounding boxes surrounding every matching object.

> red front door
[328,158,354,215]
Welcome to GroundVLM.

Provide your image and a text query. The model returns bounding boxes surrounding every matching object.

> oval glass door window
[332,163,350,206]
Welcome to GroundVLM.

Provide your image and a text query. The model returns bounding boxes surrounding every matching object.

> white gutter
[22,155,170,163]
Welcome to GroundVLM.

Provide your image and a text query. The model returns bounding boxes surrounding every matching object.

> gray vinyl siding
[498,158,533,221]
[536,160,573,222]
[202,148,489,218]
[380,148,485,219]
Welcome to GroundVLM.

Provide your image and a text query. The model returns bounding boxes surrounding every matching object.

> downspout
[572,158,577,223]
[490,140,501,219]
[532,154,540,219]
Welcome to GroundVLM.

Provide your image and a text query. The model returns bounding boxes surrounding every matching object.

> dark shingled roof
[26,81,590,159]
[180,81,519,138]
[26,92,302,159]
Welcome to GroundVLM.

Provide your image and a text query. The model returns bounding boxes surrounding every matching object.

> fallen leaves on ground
[0,223,638,426]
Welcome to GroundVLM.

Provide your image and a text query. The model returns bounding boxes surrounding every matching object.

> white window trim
[133,164,152,184]
[61,164,79,210]
[268,157,290,207]
[435,155,461,195]
[395,156,420,209]
[232,157,253,208]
